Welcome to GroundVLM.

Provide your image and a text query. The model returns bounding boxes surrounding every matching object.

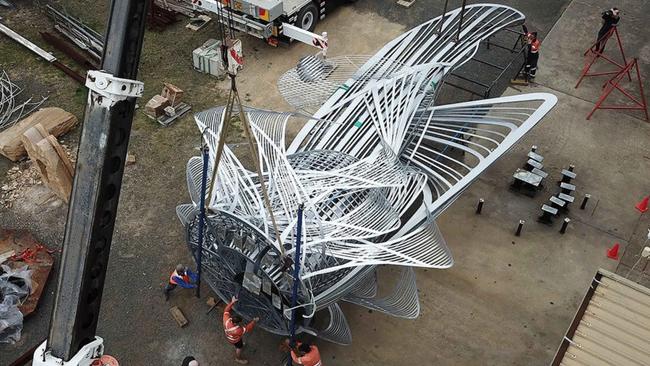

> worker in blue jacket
[164,264,198,301]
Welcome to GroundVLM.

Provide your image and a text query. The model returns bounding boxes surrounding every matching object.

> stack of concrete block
[161,82,184,106]
[145,95,171,118]
[144,83,191,126]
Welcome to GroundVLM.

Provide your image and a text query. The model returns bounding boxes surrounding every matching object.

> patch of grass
[1,0,234,140]
[73,86,87,105]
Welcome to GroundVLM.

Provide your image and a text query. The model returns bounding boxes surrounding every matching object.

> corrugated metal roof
[552,269,650,366]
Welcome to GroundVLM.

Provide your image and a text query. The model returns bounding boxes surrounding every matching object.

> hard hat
[176,264,185,272]
[91,355,119,366]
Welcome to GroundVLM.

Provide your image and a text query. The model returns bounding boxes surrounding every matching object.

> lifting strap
[206,75,286,254]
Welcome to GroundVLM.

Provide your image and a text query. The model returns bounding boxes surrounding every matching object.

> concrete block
[145,95,170,118]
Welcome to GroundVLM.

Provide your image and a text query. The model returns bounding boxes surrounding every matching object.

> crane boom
[32,0,149,364]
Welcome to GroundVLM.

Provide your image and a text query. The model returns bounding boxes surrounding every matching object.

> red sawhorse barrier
[576,26,631,89]
[586,58,649,121]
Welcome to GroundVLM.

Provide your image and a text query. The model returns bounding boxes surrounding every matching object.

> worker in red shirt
[164,264,198,301]
[525,32,541,80]
[284,339,322,366]
[223,296,259,364]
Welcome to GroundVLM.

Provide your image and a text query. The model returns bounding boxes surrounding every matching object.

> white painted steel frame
[178,3,558,343]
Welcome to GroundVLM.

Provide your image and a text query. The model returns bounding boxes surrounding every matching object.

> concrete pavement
[538,0,650,121]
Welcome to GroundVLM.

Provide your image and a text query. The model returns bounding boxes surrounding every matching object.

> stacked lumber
[0,107,77,161]
[21,125,74,202]
[148,0,178,30]
[154,0,196,17]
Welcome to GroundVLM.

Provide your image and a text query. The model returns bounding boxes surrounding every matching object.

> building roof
[551,269,650,366]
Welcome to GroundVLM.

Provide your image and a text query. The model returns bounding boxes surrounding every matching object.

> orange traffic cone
[607,243,620,260]
[636,196,649,213]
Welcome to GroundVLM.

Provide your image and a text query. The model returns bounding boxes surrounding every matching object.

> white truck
[195,0,354,46]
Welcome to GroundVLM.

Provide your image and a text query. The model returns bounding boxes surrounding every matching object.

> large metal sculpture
[177,4,557,344]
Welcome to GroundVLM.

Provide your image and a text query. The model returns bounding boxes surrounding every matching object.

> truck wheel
[297,3,319,32]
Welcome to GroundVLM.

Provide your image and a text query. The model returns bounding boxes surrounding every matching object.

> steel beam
[47,0,148,360]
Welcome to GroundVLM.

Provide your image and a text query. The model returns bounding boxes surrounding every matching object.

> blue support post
[195,144,209,298]
[287,204,304,365]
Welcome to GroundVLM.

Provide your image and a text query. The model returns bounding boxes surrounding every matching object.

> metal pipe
[436,0,449,35]
[580,194,591,210]
[476,20,527,36]
[52,61,85,84]
[476,198,484,214]
[485,46,527,96]
[455,0,467,42]
[46,4,104,57]
[287,204,304,364]
[0,21,56,62]
[511,32,524,52]
[484,39,523,53]
[449,72,491,88]
[40,31,99,70]
[442,81,483,97]
[46,4,103,41]
[195,143,209,298]
[47,0,148,360]
[560,218,570,234]
[515,220,524,236]
[472,57,507,70]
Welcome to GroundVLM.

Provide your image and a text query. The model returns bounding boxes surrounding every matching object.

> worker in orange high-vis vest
[164,264,198,301]
[525,32,541,80]
[284,339,322,366]
[223,296,259,364]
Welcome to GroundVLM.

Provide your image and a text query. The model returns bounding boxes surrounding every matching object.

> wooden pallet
[397,0,416,8]
[170,306,189,327]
